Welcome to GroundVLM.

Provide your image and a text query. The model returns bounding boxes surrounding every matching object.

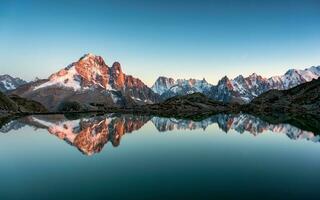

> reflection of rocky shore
[1,113,320,155]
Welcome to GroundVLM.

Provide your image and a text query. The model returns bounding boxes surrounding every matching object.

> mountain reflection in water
[1,114,319,155]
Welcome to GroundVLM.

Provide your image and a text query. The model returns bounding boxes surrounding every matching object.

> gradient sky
[1,0,320,86]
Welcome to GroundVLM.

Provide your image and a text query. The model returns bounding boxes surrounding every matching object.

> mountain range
[152,66,320,103]
[1,53,319,111]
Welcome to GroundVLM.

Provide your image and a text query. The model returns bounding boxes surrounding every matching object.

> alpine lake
[1,113,320,200]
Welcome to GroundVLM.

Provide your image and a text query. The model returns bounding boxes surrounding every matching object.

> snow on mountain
[0,74,27,92]
[152,65,320,103]
[11,53,159,110]
[213,66,320,103]
[34,65,82,91]
[268,66,320,90]
[151,76,175,95]
[151,77,213,99]
[34,53,112,91]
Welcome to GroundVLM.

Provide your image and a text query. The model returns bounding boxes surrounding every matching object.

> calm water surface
[0,113,320,200]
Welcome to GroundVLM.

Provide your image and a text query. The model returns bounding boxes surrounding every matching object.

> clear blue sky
[1,0,320,86]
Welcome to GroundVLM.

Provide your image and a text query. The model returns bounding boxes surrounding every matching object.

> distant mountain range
[152,66,320,103]
[1,53,319,110]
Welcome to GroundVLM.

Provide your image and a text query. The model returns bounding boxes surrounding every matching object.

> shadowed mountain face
[1,113,319,155]
[0,91,47,114]
[0,91,18,112]
[247,77,320,115]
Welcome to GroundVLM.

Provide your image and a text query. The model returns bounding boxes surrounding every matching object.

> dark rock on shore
[8,94,48,113]
[0,91,47,118]
[140,92,240,118]
[245,78,320,116]
[0,91,19,112]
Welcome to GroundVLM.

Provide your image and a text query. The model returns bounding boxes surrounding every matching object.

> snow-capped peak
[25,53,158,108]
[79,53,96,61]
[33,53,111,91]
[0,74,27,92]
[308,66,320,76]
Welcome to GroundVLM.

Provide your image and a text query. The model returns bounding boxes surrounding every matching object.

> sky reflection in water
[1,114,320,200]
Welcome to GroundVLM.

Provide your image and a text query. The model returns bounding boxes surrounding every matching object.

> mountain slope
[0,91,47,114]
[0,91,19,112]
[11,53,159,111]
[247,77,320,115]
[0,75,27,93]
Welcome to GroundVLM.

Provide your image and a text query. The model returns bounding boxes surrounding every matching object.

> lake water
[0,113,320,200]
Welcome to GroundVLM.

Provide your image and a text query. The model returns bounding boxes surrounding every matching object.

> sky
[0,0,320,86]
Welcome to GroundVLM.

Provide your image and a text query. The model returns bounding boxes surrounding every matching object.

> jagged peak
[217,75,231,86]
[154,76,175,83]
[158,76,173,80]
[247,72,265,80]
[111,62,123,75]
[79,53,96,60]
[0,74,11,78]
[234,74,245,80]
[78,53,106,64]
[249,72,258,77]
[111,61,121,69]
[308,66,320,73]
[285,68,299,75]
[220,75,230,81]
